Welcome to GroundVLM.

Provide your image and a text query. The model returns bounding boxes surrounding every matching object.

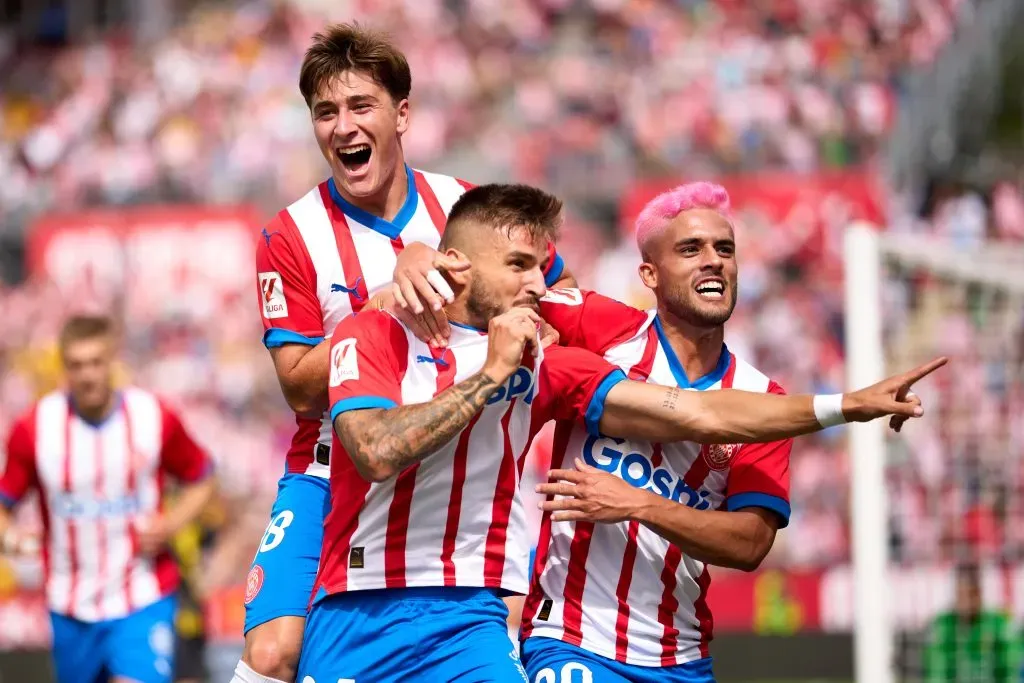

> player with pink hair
[519,180,886,682]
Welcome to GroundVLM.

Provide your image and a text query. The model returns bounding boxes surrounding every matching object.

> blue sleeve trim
[0,491,17,510]
[584,369,628,436]
[725,492,791,528]
[330,396,398,421]
[544,251,565,287]
[263,328,325,349]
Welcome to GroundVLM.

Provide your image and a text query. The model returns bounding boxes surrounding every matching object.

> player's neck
[443,300,487,333]
[70,391,118,425]
[656,307,725,382]
[333,161,409,222]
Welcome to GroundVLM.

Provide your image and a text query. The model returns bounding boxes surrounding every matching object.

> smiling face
[310,69,410,203]
[638,208,738,328]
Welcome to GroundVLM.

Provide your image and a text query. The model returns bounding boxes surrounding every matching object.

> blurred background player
[0,315,216,683]
[309,183,941,682]
[521,182,797,682]
[922,563,1021,683]
[241,22,573,683]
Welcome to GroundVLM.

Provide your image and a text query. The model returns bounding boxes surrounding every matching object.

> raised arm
[598,357,947,443]
[333,308,542,483]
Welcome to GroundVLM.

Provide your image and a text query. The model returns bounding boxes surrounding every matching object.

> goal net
[845,223,1024,683]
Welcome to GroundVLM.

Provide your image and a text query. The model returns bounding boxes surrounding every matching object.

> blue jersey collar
[653,316,731,390]
[327,165,418,239]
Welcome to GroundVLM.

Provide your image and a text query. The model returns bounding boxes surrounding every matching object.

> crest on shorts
[702,443,739,471]
[245,565,265,605]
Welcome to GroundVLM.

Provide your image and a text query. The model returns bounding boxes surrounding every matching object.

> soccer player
[0,315,216,683]
[240,22,573,683]
[517,181,905,682]
[301,183,942,682]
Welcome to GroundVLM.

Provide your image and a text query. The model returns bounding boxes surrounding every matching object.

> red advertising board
[25,205,261,317]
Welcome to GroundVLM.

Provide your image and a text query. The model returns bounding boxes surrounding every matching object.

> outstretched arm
[598,357,947,443]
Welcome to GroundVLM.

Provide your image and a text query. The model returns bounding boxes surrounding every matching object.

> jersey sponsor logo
[702,442,739,471]
[542,288,583,306]
[329,338,359,387]
[582,436,711,510]
[486,366,536,405]
[261,227,281,247]
[244,565,264,605]
[50,493,142,519]
[259,271,288,319]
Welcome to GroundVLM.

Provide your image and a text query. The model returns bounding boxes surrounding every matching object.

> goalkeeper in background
[923,563,1021,683]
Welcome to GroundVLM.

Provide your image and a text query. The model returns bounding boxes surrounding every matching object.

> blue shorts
[243,472,331,633]
[50,594,177,683]
[297,587,528,683]
[522,637,715,683]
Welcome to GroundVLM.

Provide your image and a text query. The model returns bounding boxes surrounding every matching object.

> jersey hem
[315,576,529,602]
[46,589,175,624]
[523,628,707,667]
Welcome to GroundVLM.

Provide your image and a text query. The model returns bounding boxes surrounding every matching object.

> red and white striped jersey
[0,388,211,622]
[315,310,622,600]
[522,289,792,667]
[255,167,566,478]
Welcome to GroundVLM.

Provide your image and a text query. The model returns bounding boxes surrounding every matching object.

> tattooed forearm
[333,371,501,482]
[661,387,680,411]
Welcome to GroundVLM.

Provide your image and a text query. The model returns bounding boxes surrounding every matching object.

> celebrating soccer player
[302,183,943,682]
[518,181,922,682]
[240,22,573,683]
[0,315,216,683]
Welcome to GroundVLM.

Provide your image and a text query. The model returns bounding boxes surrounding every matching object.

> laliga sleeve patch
[259,271,288,319]
[541,288,583,306]
[329,338,360,387]
[244,565,264,605]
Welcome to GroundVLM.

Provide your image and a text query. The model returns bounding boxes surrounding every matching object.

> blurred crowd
[2,0,1024,580]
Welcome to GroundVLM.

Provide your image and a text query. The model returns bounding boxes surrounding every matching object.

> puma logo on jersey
[331,278,365,301]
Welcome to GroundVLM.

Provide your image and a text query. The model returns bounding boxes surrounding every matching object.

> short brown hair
[299,22,412,107]
[441,184,563,250]
[59,314,115,351]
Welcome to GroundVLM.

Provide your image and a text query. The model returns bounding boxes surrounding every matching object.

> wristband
[813,394,846,428]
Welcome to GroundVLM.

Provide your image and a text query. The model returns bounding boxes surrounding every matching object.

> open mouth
[337,143,372,172]
[695,279,726,300]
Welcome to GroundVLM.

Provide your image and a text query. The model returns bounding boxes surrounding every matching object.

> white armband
[813,394,846,428]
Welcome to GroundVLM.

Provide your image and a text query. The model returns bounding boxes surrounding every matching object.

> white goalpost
[844,221,1024,683]
[845,223,894,683]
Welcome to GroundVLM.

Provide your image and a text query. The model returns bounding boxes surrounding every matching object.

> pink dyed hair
[634,181,732,253]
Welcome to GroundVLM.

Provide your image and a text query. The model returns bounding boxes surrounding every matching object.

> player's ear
[395,98,410,136]
[443,249,472,286]
[638,261,657,291]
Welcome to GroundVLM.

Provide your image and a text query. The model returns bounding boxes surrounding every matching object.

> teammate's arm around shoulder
[598,357,949,442]
[331,307,539,482]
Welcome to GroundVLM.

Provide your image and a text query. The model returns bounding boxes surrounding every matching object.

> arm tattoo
[335,371,501,479]
[662,387,681,411]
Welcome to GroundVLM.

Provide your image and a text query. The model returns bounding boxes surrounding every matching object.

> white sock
[231,660,290,683]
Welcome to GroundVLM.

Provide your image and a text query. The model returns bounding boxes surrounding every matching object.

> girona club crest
[702,443,739,471]
[244,565,265,605]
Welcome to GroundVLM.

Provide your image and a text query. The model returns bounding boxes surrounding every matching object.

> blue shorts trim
[522,637,715,683]
[50,594,177,683]
[298,587,528,682]
[243,473,331,634]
